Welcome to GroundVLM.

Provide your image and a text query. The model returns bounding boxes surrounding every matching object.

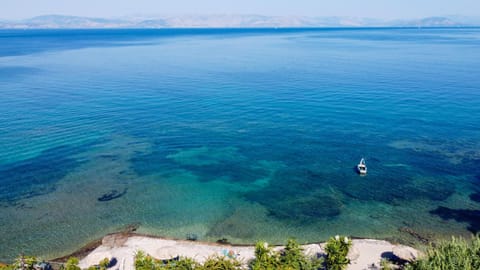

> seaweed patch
[0,144,89,203]
[430,206,480,234]
[245,167,342,222]
[469,191,480,203]
[98,188,127,202]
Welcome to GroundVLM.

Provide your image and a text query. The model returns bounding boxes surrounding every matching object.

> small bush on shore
[250,239,322,270]
[162,257,198,270]
[135,251,200,270]
[380,258,393,270]
[134,251,158,270]
[64,257,81,270]
[1,256,39,270]
[199,255,241,270]
[405,235,480,270]
[325,236,352,270]
[98,258,110,270]
[250,241,280,269]
[0,263,13,270]
[280,239,322,270]
[135,239,321,270]
[0,256,83,270]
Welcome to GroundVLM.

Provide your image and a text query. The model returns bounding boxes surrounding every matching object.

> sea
[0,28,479,261]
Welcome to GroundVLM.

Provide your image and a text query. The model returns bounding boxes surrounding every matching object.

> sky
[1,0,480,20]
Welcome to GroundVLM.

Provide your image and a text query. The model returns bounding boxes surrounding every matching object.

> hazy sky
[1,0,479,20]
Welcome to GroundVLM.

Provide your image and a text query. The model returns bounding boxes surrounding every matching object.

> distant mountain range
[1,14,479,29]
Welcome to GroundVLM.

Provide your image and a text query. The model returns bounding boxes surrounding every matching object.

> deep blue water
[1,28,480,261]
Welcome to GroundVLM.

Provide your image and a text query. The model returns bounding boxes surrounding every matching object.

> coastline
[67,232,419,270]
[2,27,477,267]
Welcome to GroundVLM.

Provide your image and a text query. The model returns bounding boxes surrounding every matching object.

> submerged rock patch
[207,205,260,239]
[98,188,127,202]
[341,174,455,205]
[167,146,243,166]
[470,191,480,203]
[430,206,480,234]
[0,144,89,204]
[267,194,342,221]
[245,167,343,222]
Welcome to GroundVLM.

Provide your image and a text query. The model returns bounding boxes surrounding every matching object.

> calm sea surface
[0,28,479,261]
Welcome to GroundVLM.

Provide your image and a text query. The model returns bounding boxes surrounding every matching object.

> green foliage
[135,251,199,270]
[325,236,352,270]
[380,258,393,270]
[198,255,241,270]
[65,257,81,270]
[1,256,55,270]
[280,239,322,270]
[11,256,38,270]
[250,241,280,270]
[0,263,14,270]
[99,258,110,270]
[135,251,157,270]
[250,240,322,270]
[405,235,480,270]
[281,239,304,267]
[134,239,321,270]
[161,257,199,270]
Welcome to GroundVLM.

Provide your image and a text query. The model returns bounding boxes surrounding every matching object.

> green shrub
[250,242,280,270]
[162,257,199,270]
[11,256,38,270]
[133,238,323,270]
[198,255,241,270]
[0,263,14,270]
[65,257,81,270]
[325,235,352,270]
[99,258,110,270]
[405,235,480,270]
[280,239,322,270]
[250,240,322,270]
[135,251,158,270]
[135,251,200,270]
[380,258,393,270]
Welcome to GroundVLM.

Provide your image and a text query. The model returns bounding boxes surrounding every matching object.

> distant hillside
[393,16,462,27]
[1,15,132,29]
[0,14,478,29]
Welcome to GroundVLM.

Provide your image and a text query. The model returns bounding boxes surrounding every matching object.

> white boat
[357,158,367,175]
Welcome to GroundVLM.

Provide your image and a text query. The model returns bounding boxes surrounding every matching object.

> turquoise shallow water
[0,28,480,261]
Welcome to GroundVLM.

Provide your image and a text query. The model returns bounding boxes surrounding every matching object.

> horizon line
[2,13,480,21]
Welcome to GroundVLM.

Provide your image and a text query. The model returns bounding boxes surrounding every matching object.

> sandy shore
[77,233,418,270]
